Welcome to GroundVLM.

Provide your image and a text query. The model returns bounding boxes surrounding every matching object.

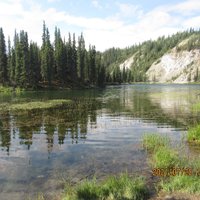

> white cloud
[169,0,200,15]
[92,0,102,9]
[116,3,143,18]
[48,0,60,2]
[1,0,200,51]
[183,16,200,28]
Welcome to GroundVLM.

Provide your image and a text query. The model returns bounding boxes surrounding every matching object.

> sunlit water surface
[0,84,200,199]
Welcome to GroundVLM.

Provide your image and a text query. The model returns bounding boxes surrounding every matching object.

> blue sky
[1,0,200,51]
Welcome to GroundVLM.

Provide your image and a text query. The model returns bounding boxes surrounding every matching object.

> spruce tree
[88,45,96,84]
[54,27,65,84]
[14,31,22,86]
[66,33,72,82]
[0,28,8,85]
[20,30,29,87]
[41,22,54,86]
[71,33,77,82]
[7,37,12,81]
[96,54,105,87]
[77,33,86,82]
[29,42,41,88]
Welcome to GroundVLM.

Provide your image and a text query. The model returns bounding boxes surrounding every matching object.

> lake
[0,84,200,200]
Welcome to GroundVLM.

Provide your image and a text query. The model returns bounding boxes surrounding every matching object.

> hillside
[103,29,200,83]
[146,48,200,83]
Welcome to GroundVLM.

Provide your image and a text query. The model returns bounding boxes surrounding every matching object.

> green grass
[63,174,149,200]
[160,175,200,194]
[192,103,200,111]
[142,133,170,152]
[151,146,180,169]
[143,133,200,195]
[187,125,200,143]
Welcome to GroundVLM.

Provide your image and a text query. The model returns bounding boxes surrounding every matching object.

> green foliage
[0,86,24,94]
[142,133,171,152]
[63,174,149,200]
[0,85,13,93]
[187,124,200,143]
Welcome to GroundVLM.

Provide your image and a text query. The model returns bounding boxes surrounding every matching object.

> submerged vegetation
[8,99,72,111]
[0,99,73,112]
[63,174,148,200]
[0,98,101,112]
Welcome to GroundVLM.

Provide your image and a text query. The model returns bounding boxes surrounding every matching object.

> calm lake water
[0,84,200,199]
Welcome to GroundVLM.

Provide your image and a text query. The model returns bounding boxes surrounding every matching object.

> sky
[1,0,200,51]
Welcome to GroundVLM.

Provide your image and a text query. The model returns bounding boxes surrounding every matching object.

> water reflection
[1,85,200,155]
[1,85,200,154]
[0,85,200,199]
[0,99,99,154]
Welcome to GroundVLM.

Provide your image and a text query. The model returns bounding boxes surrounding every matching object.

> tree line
[103,28,200,83]
[0,22,106,89]
[1,25,200,88]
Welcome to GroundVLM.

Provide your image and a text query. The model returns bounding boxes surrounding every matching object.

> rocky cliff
[117,34,200,83]
[146,48,200,83]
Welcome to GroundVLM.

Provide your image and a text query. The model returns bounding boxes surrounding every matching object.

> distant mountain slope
[103,29,200,83]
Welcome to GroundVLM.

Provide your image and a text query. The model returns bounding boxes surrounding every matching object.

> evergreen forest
[1,24,200,89]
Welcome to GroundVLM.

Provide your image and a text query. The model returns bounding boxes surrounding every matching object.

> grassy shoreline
[142,133,200,198]
[59,131,200,200]
[62,174,149,200]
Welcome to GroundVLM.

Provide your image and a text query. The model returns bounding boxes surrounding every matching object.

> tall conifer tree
[0,28,8,84]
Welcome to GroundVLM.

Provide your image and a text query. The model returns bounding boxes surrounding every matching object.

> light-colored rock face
[119,55,135,70]
[146,49,200,83]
